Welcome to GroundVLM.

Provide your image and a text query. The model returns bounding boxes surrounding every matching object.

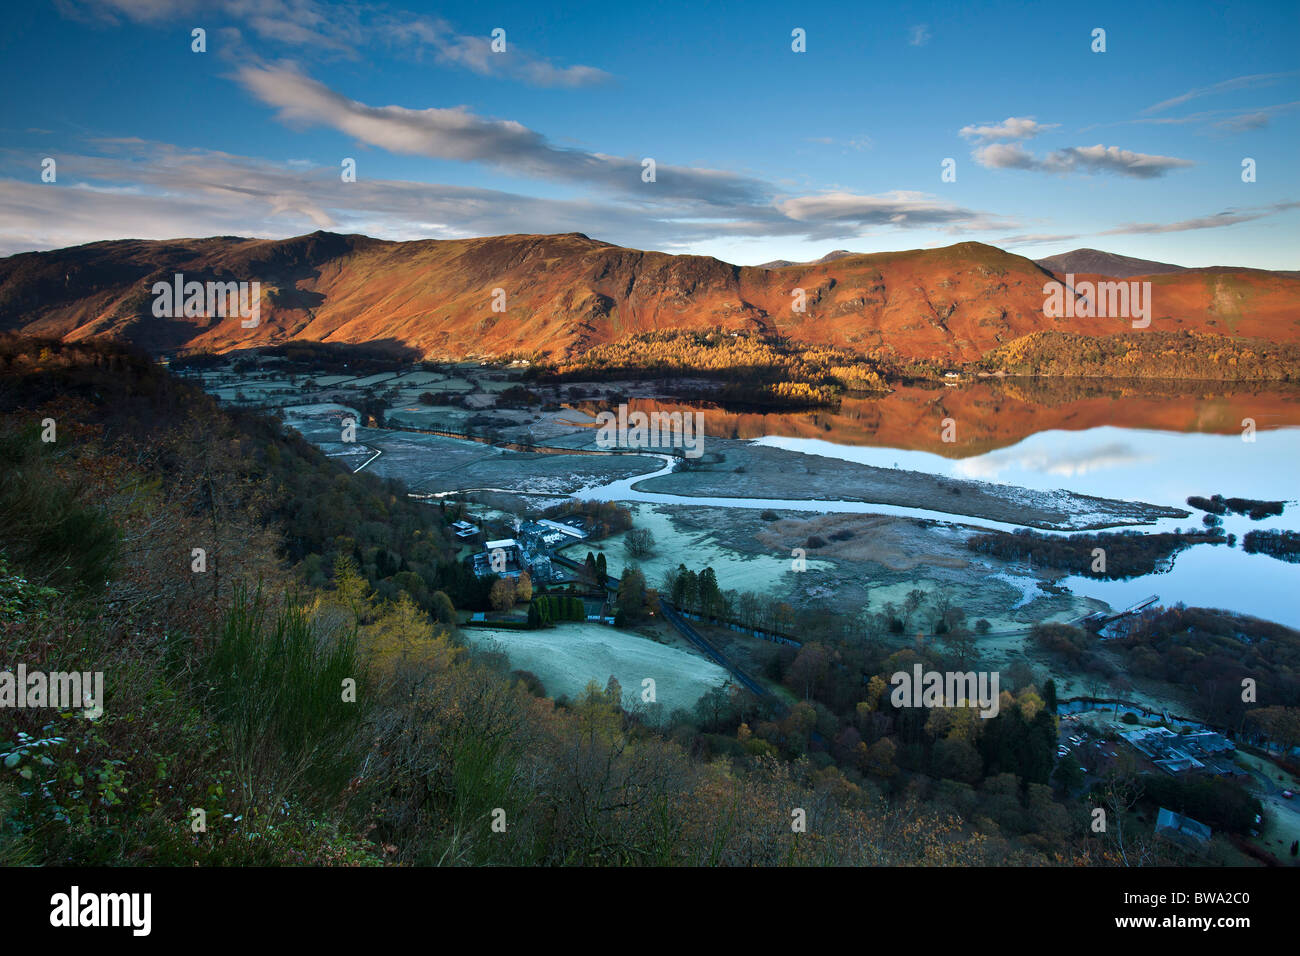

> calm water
[584,420,1300,627]
[755,427,1300,627]
[756,427,1300,535]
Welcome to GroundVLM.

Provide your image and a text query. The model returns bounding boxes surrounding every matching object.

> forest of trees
[1187,494,1285,521]
[977,329,1300,380]
[1242,529,1300,563]
[966,527,1222,579]
[1107,606,1300,729]
[526,328,889,405]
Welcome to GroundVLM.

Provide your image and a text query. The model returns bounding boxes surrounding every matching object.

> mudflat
[638,439,1186,531]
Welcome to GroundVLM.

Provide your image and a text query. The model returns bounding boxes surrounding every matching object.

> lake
[581,381,1300,628]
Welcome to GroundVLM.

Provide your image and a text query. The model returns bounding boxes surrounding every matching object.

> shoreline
[633,439,1186,532]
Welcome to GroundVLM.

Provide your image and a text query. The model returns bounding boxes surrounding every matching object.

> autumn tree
[489,577,517,611]
[617,566,647,620]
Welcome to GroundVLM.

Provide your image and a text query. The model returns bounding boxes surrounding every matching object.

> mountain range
[1,232,1297,362]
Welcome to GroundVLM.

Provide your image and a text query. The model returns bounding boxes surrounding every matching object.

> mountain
[756,249,861,269]
[1034,248,1188,278]
[2,231,1298,362]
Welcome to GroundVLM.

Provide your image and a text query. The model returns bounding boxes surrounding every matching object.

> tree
[941,625,977,669]
[679,570,699,613]
[932,737,983,785]
[489,577,516,611]
[530,596,552,627]
[903,588,926,632]
[698,566,722,619]
[595,552,607,582]
[625,527,656,558]
[618,566,647,620]
[584,551,598,584]
[429,590,456,625]
[515,571,533,603]
[786,643,831,700]
[1042,678,1058,714]
[1052,752,1085,793]
[861,737,897,777]
[1246,706,1300,752]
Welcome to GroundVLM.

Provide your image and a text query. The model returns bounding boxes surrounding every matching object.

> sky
[0,0,1297,268]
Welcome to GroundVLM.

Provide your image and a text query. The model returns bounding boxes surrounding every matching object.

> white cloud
[235,64,763,205]
[0,141,1016,256]
[60,0,611,86]
[973,143,1194,178]
[959,117,1058,143]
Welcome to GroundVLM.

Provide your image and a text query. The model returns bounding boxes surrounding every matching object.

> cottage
[1154,808,1212,850]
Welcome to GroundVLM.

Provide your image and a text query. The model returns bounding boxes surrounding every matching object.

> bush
[0,427,118,593]
[206,586,367,813]
[625,528,656,558]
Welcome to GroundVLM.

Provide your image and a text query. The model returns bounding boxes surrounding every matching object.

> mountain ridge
[2,231,1297,362]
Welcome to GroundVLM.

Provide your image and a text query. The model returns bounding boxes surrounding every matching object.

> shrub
[206,587,367,813]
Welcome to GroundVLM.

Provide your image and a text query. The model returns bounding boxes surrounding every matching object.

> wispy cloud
[235,63,760,204]
[1099,201,1300,235]
[0,138,1015,256]
[908,24,931,47]
[996,233,1082,247]
[777,190,1009,230]
[1081,100,1300,135]
[959,117,1058,143]
[1143,71,1299,114]
[973,142,1194,178]
[59,0,611,86]
[805,135,873,151]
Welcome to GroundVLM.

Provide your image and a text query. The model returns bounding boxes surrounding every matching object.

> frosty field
[465,623,730,720]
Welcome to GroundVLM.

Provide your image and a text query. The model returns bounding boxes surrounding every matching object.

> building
[1120,726,1242,777]
[451,520,481,542]
[472,539,525,579]
[470,535,561,584]
[1154,808,1212,851]
[536,518,588,541]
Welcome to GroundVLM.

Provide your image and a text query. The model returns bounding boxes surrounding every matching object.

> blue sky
[1,0,1297,267]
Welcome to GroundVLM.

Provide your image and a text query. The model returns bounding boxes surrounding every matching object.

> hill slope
[1034,248,1188,278]
[2,232,1298,362]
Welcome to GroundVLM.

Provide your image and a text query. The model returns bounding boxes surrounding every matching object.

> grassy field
[574,502,836,596]
[464,622,730,721]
